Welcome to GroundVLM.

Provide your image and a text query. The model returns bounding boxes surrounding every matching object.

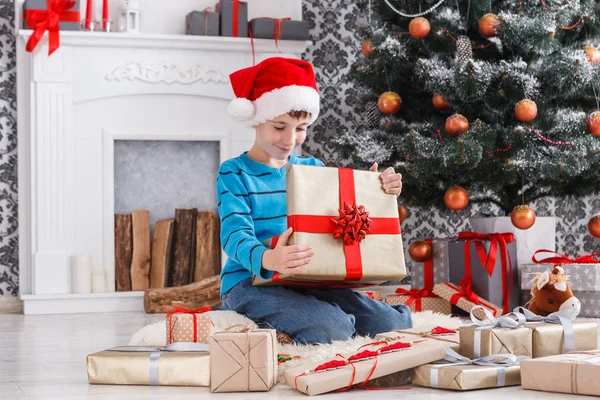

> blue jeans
[221,278,412,344]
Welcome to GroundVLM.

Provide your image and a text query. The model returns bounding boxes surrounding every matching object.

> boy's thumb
[277,227,293,246]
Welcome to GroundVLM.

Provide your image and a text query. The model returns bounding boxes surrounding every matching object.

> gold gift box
[525,321,598,358]
[210,328,277,392]
[254,165,406,286]
[87,344,210,386]
[413,363,521,390]
[521,351,600,395]
[459,325,533,359]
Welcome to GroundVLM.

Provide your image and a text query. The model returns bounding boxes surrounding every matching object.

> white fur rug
[129,310,466,383]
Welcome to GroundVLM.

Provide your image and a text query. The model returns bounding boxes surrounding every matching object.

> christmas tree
[344,0,600,218]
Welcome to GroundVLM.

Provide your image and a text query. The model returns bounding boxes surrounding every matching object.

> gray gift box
[186,10,220,36]
[448,238,520,313]
[520,263,600,292]
[23,0,82,31]
[521,289,600,318]
[411,239,450,290]
[249,18,309,41]
[216,0,248,37]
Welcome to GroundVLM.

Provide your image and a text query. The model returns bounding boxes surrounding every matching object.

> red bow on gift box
[457,231,514,314]
[394,288,438,312]
[165,305,213,343]
[445,278,499,317]
[532,249,600,265]
[25,0,80,56]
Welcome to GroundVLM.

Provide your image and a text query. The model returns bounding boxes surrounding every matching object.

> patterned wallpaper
[0,1,598,296]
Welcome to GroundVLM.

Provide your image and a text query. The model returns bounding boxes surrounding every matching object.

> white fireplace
[16,27,310,314]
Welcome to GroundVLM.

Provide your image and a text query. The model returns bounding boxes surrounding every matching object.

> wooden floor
[0,312,590,399]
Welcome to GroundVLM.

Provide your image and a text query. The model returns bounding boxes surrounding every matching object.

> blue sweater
[216,152,324,295]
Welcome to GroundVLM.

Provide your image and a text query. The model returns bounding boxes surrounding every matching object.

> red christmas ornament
[511,205,536,230]
[378,91,402,114]
[587,111,600,137]
[397,205,408,223]
[588,216,600,238]
[444,186,469,211]
[445,114,469,136]
[479,13,500,37]
[409,240,432,262]
[585,46,600,64]
[362,40,373,56]
[515,99,538,122]
[331,202,372,245]
[409,17,430,39]
[432,94,452,112]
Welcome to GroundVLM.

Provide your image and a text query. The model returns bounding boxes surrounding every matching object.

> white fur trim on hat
[251,85,320,126]
[227,98,256,122]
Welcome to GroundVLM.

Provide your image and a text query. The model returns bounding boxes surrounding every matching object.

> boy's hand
[262,228,313,275]
[370,162,402,196]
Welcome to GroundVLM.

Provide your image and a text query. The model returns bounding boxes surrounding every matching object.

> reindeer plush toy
[527,266,581,316]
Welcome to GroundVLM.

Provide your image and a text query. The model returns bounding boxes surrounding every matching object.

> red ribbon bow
[332,202,372,245]
[445,278,498,317]
[532,249,600,265]
[457,231,514,314]
[25,0,79,56]
[165,305,212,343]
[394,288,437,312]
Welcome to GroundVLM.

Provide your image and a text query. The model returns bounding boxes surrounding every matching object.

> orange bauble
[445,114,469,136]
[479,13,500,37]
[585,46,600,64]
[432,94,452,112]
[397,205,408,223]
[409,240,432,262]
[409,17,430,39]
[362,40,373,56]
[515,99,538,123]
[378,91,402,114]
[511,205,536,230]
[587,111,600,137]
[444,186,469,211]
[589,216,600,238]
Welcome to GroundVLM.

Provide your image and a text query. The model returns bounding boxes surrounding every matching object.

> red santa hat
[227,57,320,126]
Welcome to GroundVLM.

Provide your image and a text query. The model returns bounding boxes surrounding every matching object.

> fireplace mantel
[17,29,311,314]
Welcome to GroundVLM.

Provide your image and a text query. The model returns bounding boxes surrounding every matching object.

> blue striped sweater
[216,151,324,295]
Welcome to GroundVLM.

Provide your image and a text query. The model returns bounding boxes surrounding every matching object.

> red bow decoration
[446,278,498,317]
[332,202,372,245]
[431,326,456,335]
[25,0,80,56]
[532,249,600,265]
[165,305,212,344]
[394,287,437,312]
[458,231,514,314]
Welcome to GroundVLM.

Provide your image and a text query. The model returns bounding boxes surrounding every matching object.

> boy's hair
[288,110,311,120]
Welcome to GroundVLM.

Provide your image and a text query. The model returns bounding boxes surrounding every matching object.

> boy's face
[254,113,311,160]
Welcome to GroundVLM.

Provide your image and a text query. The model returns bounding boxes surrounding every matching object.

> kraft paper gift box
[525,321,598,358]
[375,325,460,352]
[249,18,309,41]
[432,281,502,320]
[448,232,519,314]
[23,0,81,31]
[216,0,248,37]
[284,333,448,395]
[411,238,451,290]
[165,308,212,344]
[357,290,383,301]
[385,289,452,314]
[87,343,210,386]
[186,10,220,36]
[254,165,406,287]
[210,328,277,392]
[521,351,600,396]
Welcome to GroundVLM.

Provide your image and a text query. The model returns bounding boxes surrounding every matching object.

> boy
[217,57,411,344]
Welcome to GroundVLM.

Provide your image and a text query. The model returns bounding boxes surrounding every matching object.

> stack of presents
[185,0,309,41]
[87,165,600,395]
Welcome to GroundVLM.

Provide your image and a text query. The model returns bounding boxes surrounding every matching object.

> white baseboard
[20,291,145,315]
[0,296,24,313]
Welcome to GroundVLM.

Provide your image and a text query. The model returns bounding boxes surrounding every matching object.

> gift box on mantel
[216,0,248,37]
[87,343,210,386]
[521,351,600,396]
[23,0,81,56]
[165,306,213,344]
[448,232,520,315]
[249,18,309,41]
[284,332,449,395]
[253,165,406,287]
[520,250,600,317]
[186,9,220,36]
[210,327,277,392]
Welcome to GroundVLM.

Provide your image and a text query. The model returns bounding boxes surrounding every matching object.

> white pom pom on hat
[227,57,320,126]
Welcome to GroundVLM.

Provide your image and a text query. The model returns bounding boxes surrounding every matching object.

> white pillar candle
[92,269,107,293]
[71,254,92,294]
